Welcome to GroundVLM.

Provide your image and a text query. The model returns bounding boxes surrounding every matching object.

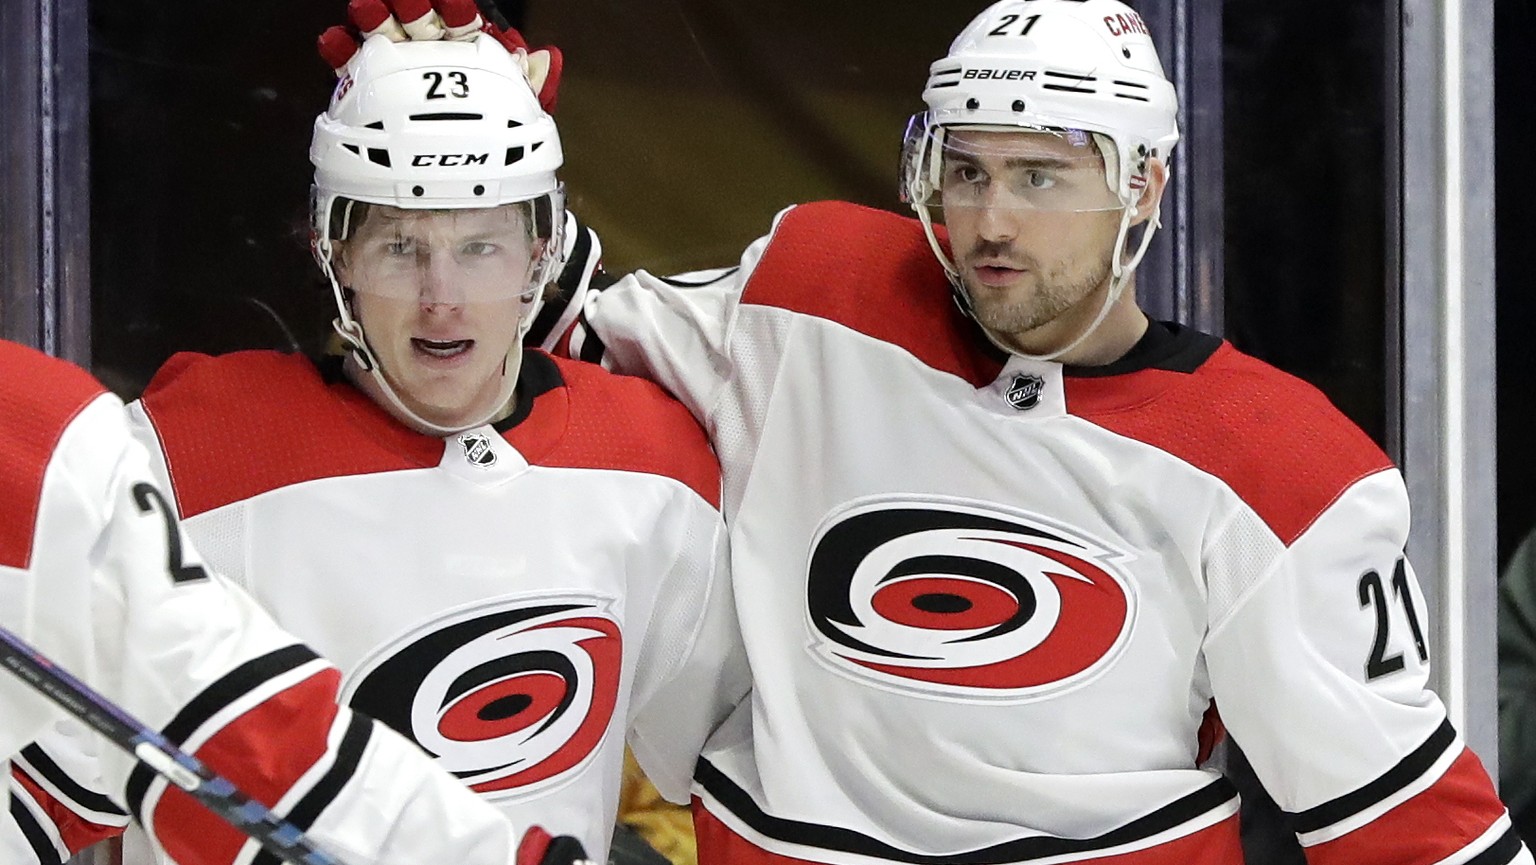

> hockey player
[549,1,1528,863]
[0,337,576,865]
[7,19,744,865]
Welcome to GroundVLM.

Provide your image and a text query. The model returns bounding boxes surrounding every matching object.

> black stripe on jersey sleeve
[658,267,739,288]
[1464,827,1525,865]
[17,745,126,818]
[124,643,321,821]
[695,758,1237,864]
[9,793,65,865]
[1289,718,1456,833]
[249,713,373,865]
[526,217,598,347]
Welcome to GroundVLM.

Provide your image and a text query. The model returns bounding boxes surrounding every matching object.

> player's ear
[1129,158,1169,227]
[331,241,353,284]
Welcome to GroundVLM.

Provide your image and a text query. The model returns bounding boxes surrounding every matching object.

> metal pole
[0,0,91,363]
[1136,0,1223,334]
[1398,0,1499,770]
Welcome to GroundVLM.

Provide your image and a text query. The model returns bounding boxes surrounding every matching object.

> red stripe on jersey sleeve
[10,765,123,856]
[516,354,721,509]
[1070,344,1394,546]
[1303,748,1509,865]
[0,341,107,569]
[150,667,342,865]
[141,351,443,518]
[737,202,1006,389]
[692,801,1244,865]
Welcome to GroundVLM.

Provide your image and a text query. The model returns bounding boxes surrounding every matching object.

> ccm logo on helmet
[963,68,1039,81]
[1104,12,1149,36]
[805,497,1136,702]
[412,153,491,167]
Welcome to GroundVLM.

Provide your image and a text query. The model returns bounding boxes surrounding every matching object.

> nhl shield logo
[1005,373,1045,411]
[459,432,498,468]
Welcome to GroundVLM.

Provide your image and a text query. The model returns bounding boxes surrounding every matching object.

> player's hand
[516,826,595,865]
[316,0,563,113]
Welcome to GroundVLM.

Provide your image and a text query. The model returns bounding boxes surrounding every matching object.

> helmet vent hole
[409,112,484,121]
[412,185,425,197]
[1122,48,1132,59]
[532,141,544,151]
[366,148,391,167]
[965,98,980,110]
[364,121,384,130]
[507,119,523,129]
[1042,71,1097,95]
[342,143,361,155]
[505,146,526,166]
[473,184,486,196]
[1011,100,1026,112]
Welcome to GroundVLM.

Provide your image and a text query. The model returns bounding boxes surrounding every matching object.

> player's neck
[1052,298,1150,367]
[989,280,1149,367]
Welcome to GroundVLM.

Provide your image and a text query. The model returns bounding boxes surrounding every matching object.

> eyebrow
[944,150,1080,171]
[1004,156,1077,170]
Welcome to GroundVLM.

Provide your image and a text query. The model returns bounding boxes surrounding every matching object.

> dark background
[1496,0,1535,567]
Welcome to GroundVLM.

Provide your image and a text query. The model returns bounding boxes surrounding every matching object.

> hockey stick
[0,625,344,865]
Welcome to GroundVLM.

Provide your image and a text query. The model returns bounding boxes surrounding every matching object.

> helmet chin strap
[316,238,524,438]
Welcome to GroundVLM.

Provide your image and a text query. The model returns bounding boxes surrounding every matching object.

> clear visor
[904,122,1122,214]
[335,200,555,303]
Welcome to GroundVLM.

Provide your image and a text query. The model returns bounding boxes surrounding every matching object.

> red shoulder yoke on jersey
[1070,343,1394,545]
[521,353,720,509]
[145,349,720,516]
[738,202,1006,388]
[141,351,445,519]
[0,341,108,569]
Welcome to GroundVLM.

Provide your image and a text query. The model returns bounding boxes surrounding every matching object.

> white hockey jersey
[573,202,1528,865]
[0,338,541,865]
[10,347,745,864]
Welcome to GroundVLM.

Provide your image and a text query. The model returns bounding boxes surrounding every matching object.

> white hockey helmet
[309,33,567,435]
[900,0,1180,359]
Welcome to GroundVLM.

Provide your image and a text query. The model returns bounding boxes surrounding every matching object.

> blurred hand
[516,826,595,865]
[316,0,563,113]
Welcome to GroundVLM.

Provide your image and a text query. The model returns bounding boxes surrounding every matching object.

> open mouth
[973,265,1025,287]
[412,338,474,359]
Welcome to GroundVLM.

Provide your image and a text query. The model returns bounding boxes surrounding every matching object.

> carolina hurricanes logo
[806,497,1136,701]
[341,595,622,798]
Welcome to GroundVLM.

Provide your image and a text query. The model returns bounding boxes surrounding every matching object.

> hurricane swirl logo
[805,498,1136,700]
[341,596,622,797]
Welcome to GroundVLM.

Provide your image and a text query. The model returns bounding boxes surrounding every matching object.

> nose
[974,201,1022,243]
[418,252,467,308]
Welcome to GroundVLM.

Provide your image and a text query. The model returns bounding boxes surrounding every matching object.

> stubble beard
[964,255,1114,342]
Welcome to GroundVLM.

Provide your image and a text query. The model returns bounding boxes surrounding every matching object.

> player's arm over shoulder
[549,354,721,509]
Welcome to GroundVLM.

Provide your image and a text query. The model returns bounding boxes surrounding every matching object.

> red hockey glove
[516,826,595,865]
[316,0,563,113]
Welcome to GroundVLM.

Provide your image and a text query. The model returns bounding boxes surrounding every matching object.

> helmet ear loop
[906,126,973,314]
[317,236,379,374]
[512,192,565,344]
[1115,155,1168,281]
